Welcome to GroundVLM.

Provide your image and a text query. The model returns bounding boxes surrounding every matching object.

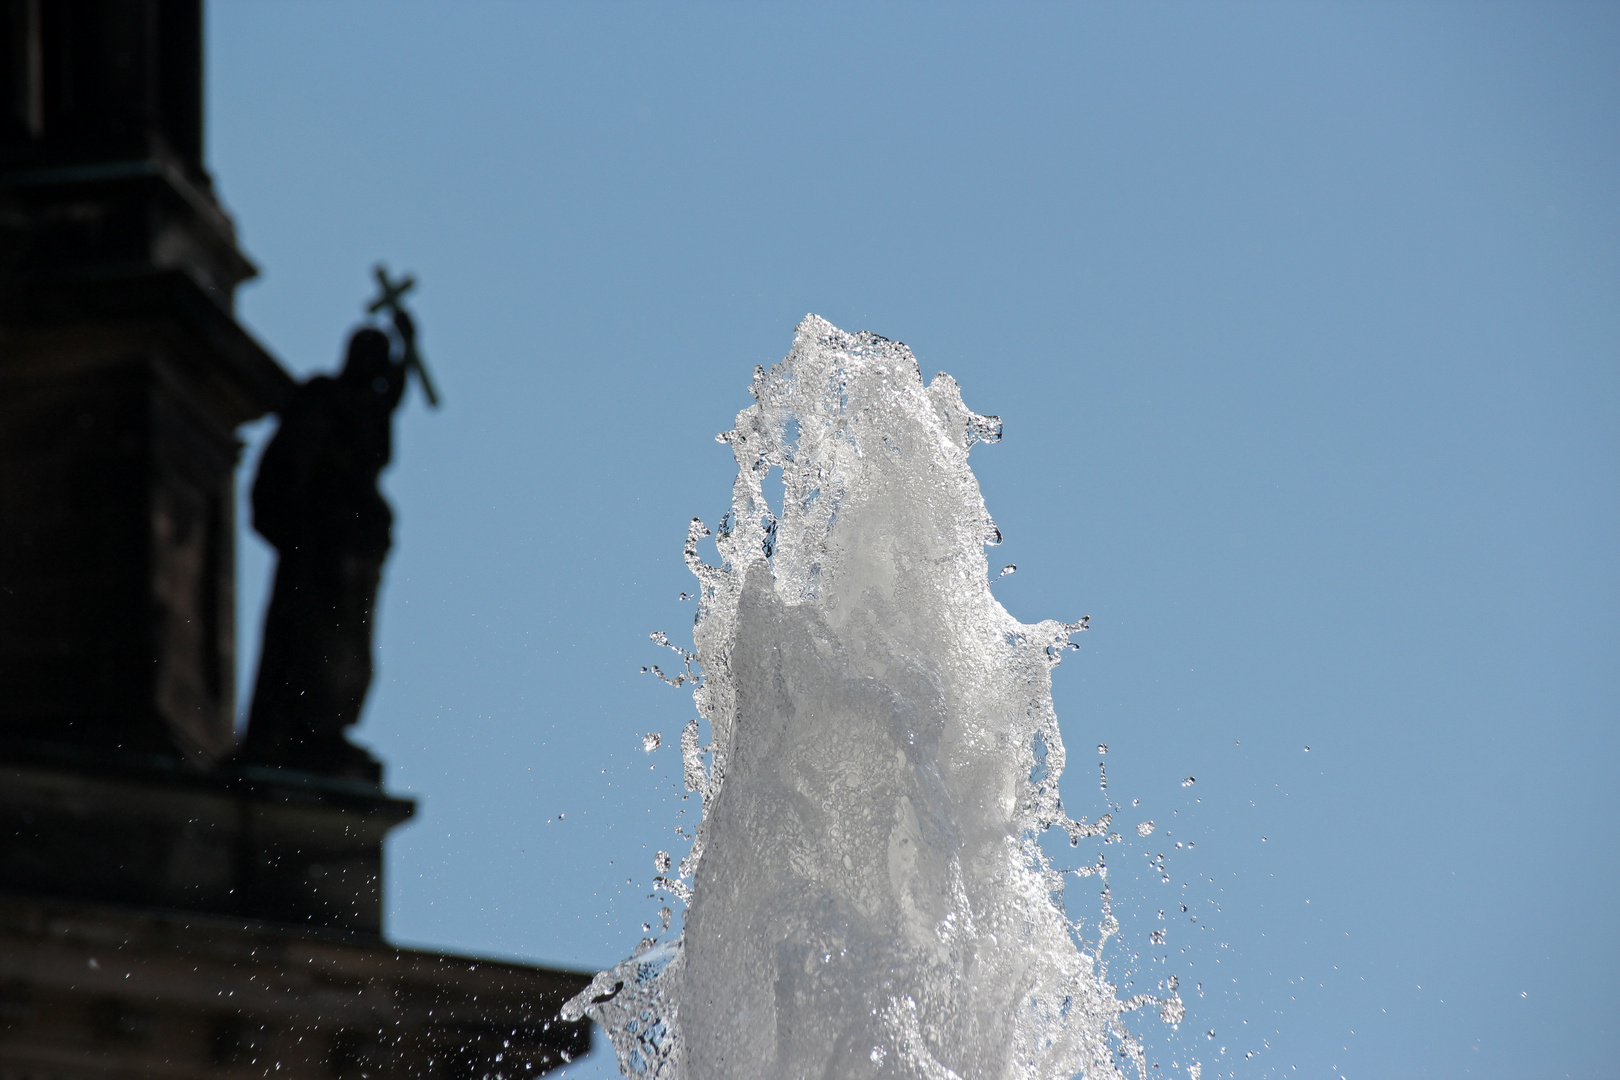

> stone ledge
[0,893,593,1080]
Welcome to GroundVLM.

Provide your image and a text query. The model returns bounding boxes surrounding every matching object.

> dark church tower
[0,0,287,765]
[0,6,590,1076]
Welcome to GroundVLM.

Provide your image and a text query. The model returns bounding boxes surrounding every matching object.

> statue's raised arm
[368,264,440,408]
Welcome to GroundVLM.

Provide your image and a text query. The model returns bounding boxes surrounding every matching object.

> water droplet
[998,564,1017,578]
[654,851,671,873]
[1206,1030,1216,1040]
[659,907,673,931]
[1137,821,1155,837]
[1303,746,1311,752]
[1150,929,1166,945]
[643,732,663,753]
[1097,743,1108,755]
[869,1047,887,1065]
[1181,777,1196,787]
[642,923,652,933]
[1160,996,1185,1024]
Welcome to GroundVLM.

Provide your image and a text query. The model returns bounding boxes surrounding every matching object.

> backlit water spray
[565,316,1187,1079]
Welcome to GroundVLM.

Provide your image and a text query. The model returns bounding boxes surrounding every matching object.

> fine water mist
[566,316,1183,1079]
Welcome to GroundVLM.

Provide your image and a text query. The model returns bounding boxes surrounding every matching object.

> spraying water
[565,316,1180,1079]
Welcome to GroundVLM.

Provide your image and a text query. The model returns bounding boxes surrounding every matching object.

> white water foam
[565,315,1179,1079]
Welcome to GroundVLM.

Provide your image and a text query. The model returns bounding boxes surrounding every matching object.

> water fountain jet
[567,315,1177,1079]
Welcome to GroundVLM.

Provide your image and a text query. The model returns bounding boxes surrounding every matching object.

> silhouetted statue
[240,275,431,781]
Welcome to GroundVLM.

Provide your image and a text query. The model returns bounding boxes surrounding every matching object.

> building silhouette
[0,3,591,1076]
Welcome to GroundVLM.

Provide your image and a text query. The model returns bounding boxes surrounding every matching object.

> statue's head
[342,327,393,387]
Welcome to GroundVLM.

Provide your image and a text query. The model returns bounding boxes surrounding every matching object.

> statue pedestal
[0,747,414,937]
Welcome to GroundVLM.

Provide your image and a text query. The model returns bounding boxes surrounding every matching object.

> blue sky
[209,4,1617,1077]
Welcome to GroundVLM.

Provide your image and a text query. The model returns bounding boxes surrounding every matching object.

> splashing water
[565,315,1179,1079]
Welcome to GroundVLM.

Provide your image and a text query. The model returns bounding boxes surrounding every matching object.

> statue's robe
[241,364,404,780]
